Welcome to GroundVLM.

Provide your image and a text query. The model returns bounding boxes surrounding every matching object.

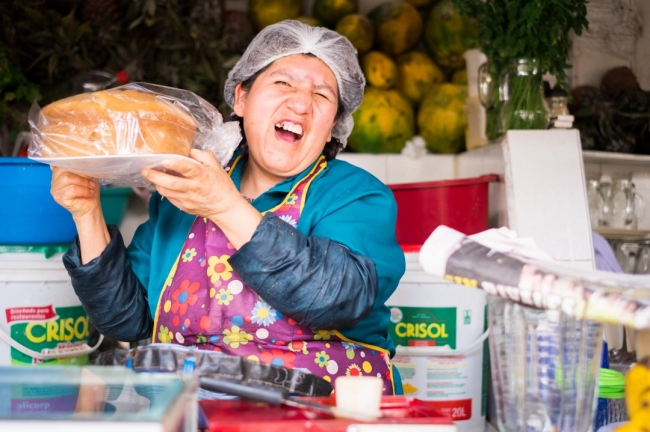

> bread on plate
[39,89,197,157]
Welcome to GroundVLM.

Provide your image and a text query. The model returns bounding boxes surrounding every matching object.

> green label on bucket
[389,307,456,348]
[7,305,90,365]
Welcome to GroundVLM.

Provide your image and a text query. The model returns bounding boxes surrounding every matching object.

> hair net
[224,20,365,148]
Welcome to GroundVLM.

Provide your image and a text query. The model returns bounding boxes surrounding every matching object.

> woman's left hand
[141,149,241,219]
[142,149,263,249]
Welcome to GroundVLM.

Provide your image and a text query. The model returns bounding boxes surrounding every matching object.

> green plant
[451,0,588,90]
[0,0,251,120]
[0,43,41,137]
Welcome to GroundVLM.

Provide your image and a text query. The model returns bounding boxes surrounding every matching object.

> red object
[388,174,499,246]
[200,396,454,432]
[116,70,129,84]
[429,399,472,421]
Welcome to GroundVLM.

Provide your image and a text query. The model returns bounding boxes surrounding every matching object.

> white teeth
[275,121,303,136]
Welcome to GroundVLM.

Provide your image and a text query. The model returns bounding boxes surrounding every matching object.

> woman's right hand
[51,167,110,264]
[50,167,101,220]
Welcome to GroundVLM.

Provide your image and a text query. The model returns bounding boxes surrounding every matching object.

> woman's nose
[286,91,313,114]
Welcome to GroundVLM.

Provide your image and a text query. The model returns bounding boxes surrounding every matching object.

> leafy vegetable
[451,0,588,90]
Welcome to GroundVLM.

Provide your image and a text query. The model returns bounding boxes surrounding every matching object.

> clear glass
[0,366,195,428]
[607,172,645,230]
[547,96,570,118]
[585,171,604,228]
[500,58,551,130]
[488,296,603,432]
[611,240,641,274]
[478,60,505,140]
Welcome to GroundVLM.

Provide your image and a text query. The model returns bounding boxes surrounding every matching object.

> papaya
[395,51,445,105]
[361,51,398,89]
[418,83,468,154]
[424,0,477,69]
[249,0,301,31]
[348,87,414,153]
[368,2,422,56]
[313,0,358,28]
[336,14,374,54]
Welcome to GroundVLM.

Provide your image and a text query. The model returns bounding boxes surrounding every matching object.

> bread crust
[39,89,198,157]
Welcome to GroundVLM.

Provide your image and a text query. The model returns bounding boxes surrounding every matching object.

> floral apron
[152,155,395,394]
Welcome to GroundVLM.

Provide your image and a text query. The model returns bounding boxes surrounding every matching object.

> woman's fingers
[190,148,219,167]
[50,167,101,218]
[52,169,97,191]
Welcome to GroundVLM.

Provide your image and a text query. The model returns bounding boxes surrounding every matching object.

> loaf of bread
[39,89,198,157]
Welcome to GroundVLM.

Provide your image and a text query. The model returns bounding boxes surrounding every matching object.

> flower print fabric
[154,155,395,394]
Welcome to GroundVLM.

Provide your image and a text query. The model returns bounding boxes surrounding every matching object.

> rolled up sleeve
[62,225,153,341]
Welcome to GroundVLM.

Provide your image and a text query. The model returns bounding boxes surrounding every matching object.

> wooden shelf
[583,150,650,167]
[594,226,650,240]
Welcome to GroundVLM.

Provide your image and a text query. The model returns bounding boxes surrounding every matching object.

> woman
[52,21,405,394]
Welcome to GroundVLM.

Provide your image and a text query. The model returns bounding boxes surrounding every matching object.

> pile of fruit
[248,0,477,154]
[571,66,650,155]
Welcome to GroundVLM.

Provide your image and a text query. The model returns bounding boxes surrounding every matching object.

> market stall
[1,0,649,431]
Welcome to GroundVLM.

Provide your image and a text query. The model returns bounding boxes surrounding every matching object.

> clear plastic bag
[28,82,242,187]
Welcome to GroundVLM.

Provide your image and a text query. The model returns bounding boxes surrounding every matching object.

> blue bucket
[0,157,76,244]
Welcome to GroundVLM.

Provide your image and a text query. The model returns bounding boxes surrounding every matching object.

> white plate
[31,154,200,184]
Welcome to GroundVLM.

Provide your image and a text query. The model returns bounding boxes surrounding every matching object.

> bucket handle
[0,327,104,361]
[397,328,490,356]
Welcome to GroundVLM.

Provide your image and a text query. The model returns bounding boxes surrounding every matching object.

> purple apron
[152,155,395,394]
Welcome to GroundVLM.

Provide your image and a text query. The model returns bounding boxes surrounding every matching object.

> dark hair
[227,56,345,161]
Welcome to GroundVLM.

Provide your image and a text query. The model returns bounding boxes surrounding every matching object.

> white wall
[570,0,650,89]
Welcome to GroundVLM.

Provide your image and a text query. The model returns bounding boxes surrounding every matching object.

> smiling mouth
[275,122,304,143]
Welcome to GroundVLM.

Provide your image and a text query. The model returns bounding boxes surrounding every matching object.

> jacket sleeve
[62,225,153,341]
[228,213,378,330]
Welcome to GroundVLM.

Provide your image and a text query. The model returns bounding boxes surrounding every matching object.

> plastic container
[387,251,489,432]
[595,368,628,430]
[100,187,133,227]
[487,295,603,432]
[199,396,455,432]
[0,249,102,365]
[388,174,498,246]
[0,366,197,431]
[0,157,76,244]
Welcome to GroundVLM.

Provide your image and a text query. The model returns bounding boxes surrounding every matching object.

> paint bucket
[387,251,489,432]
[0,248,103,365]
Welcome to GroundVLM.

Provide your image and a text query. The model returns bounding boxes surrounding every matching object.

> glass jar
[500,58,551,130]
[546,87,570,118]
[478,60,505,140]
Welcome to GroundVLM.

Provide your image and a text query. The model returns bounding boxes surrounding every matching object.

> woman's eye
[276,81,289,86]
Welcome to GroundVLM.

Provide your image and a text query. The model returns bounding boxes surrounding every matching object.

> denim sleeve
[62,225,153,341]
[228,213,378,330]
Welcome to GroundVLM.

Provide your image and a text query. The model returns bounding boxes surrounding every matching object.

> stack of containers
[387,175,497,432]
[487,296,603,432]
[0,158,99,366]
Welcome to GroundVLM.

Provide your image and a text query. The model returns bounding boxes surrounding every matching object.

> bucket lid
[0,244,69,259]
[387,174,499,191]
[400,244,422,253]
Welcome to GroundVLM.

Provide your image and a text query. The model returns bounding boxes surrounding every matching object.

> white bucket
[0,252,102,365]
[388,251,488,432]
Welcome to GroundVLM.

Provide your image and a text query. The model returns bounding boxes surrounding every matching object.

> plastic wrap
[419,225,650,329]
[28,83,242,187]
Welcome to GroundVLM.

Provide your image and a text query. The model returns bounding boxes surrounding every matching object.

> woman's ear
[233,83,246,117]
[326,120,336,143]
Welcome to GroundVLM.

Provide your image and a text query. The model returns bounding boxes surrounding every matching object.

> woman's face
[233,54,338,180]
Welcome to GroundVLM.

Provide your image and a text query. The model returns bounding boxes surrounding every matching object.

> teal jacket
[64,154,405,359]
